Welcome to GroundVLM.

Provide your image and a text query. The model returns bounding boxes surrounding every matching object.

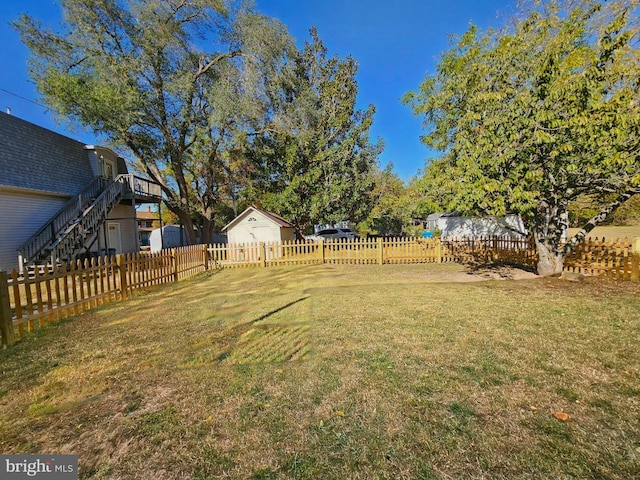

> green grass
[1,264,639,479]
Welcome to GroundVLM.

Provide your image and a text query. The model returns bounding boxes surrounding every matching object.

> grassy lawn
[567,223,640,240]
[1,264,639,479]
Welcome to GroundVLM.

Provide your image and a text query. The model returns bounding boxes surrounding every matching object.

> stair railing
[17,177,109,267]
[18,174,162,271]
[49,177,127,262]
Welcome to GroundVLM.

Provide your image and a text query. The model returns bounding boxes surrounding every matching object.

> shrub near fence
[1,237,639,347]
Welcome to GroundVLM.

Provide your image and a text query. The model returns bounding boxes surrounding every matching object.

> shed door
[252,226,274,243]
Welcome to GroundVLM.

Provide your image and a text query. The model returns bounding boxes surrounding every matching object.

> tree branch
[195,51,244,78]
[562,187,638,256]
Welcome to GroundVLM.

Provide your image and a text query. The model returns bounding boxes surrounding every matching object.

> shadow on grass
[464,260,538,277]
[249,297,309,324]
[216,296,309,361]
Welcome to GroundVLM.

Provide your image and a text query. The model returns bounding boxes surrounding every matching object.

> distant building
[224,206,295,244]
[136,206,160,247]
[424,212,527,239]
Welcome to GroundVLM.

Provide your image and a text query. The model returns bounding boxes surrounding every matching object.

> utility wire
[0,87,48,109]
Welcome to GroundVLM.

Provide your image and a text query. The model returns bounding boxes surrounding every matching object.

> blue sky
[0,0,516,181]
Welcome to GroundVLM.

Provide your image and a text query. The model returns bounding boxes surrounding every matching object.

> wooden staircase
[17,175,161,273]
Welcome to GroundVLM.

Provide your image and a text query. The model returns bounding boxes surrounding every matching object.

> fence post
[172,248,179,282]
[0,271,15,347]
[202,244,209,271]
[377,237,384,265]
[435,238,443,264]
[259,242,266,267]
[318,241,326,264]
[631,237,640,282]
[116,254,128,300]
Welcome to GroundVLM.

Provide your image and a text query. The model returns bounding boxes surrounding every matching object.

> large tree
[15,0,293,244]
[358,164,407,236]
[251,28,383,234]
[405,0,640,275]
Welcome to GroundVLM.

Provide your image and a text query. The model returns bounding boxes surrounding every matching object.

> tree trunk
[535,240,565,276]
[200,218,214,245]
[532,201,568,277]
[176,210,197,245]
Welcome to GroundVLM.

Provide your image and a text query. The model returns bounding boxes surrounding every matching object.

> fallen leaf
[552,412,570,421]
[336,411,345,417]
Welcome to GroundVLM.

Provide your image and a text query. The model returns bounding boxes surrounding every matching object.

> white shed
[223,206,295,244]
[427,213,527,239]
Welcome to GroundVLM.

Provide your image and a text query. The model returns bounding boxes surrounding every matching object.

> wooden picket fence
[564,237,640,280]
[0,245,208,346]
[1,236,639,348]
[206,236,537,268]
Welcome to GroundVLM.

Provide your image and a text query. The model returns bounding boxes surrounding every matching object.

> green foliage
[610,194,640,225]
[358,164,407,236]
[14,0,294,243]
[406,0,640,274]
[251,28,383,233]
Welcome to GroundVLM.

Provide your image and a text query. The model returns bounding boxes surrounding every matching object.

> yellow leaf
[552,412,570,421]
[336,411,345,417]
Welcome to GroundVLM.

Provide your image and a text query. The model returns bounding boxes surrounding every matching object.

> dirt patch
[422,265,541,282]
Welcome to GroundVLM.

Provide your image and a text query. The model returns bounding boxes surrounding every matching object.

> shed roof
[0,112,95,196]
[223,206,294,231]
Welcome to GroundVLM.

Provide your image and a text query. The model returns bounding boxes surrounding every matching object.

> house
[0,112,161,273]
[424,212,527,239]
[136,205,161,248]
[223,206,295,244]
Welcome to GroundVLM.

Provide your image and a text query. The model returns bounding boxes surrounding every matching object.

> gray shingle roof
[0,112,96,196]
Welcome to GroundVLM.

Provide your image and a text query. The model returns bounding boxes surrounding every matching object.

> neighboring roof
[0,111,95,196]
[136,210,160,220]
[426,213,445,221]
[223,205,294,231]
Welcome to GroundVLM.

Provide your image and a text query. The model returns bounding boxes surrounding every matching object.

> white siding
[228,210,283,244]
[0,190,68,272]
[95,204,138,254]
[437,215,527,239]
